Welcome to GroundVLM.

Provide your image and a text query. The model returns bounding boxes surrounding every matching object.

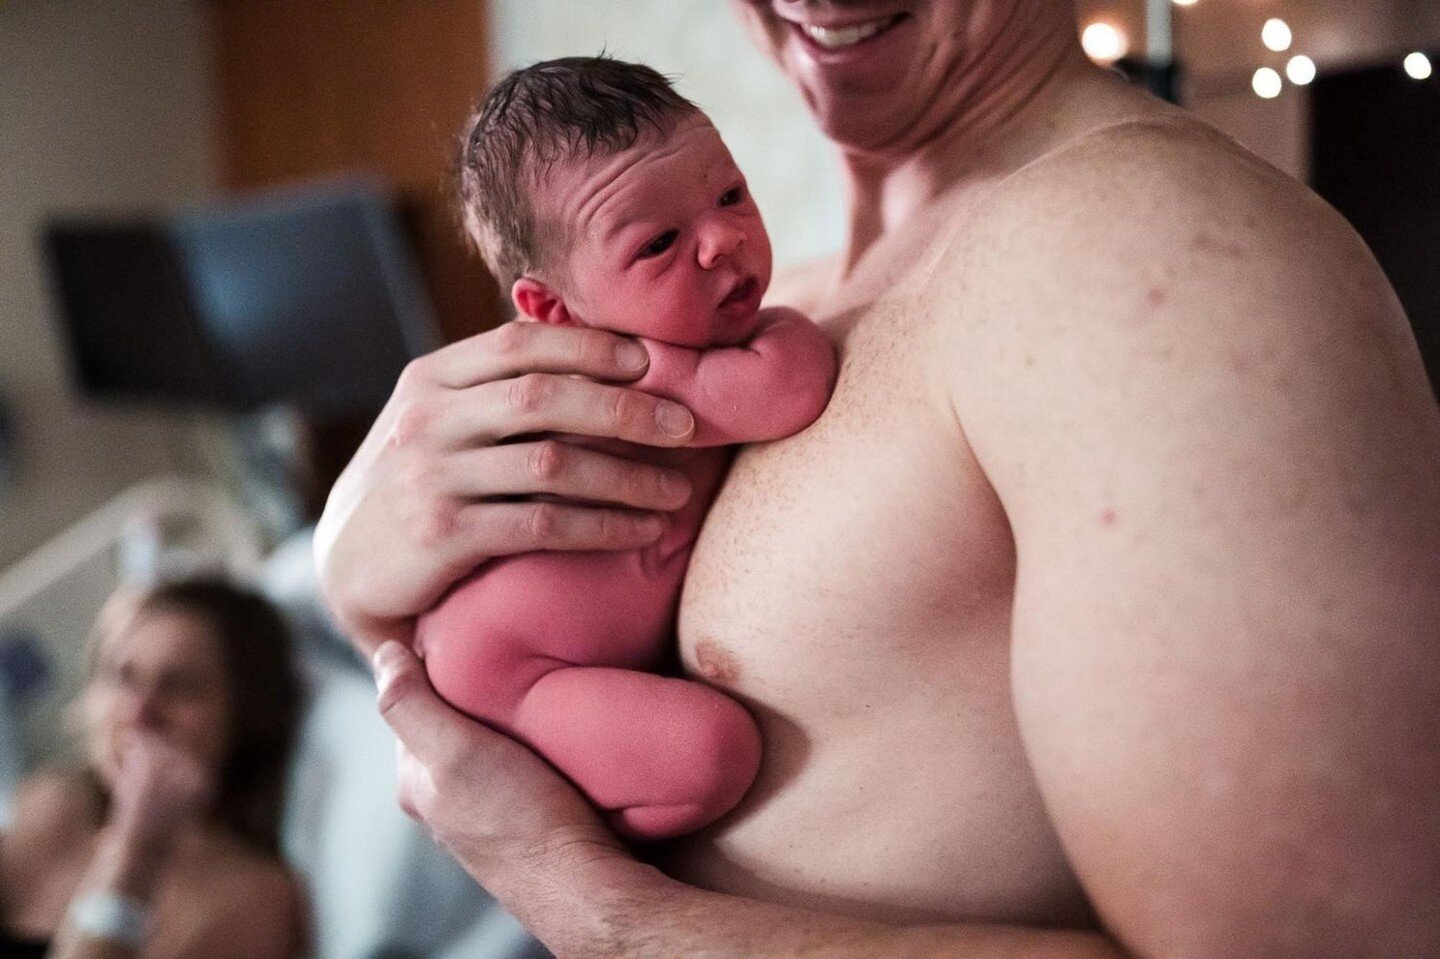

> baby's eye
[718,186,746,207]
[638,229,678,260]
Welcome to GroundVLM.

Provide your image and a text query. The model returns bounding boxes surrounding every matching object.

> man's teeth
[803,17,896,49]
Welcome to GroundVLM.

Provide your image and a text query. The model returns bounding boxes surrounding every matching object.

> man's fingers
[441,375,695,448]
[419,321,650,390]
[429,502,666,574]
[441,442,693,511]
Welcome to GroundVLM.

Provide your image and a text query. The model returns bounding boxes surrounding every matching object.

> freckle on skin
[1099,507,1117,527]
[1147,286,1167,307]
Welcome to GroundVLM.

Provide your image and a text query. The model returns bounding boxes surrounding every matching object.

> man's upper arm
[949,122,1440,958]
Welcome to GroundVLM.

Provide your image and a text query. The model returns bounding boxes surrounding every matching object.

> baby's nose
[698,221,744,269]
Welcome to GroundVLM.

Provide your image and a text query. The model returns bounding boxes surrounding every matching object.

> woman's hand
[373,642,631,908]
[315,321,697,654]
[109,732,211,851]
[91,732,213,900]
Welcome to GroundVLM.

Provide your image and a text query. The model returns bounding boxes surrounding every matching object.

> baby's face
[536,114,773,347]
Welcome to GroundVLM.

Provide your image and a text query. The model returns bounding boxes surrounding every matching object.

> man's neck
[839,20,1091,273]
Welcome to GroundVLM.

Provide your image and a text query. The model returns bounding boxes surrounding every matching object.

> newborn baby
[416,57,836,840]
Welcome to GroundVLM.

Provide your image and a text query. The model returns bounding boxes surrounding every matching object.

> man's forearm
[499,850,1127,959]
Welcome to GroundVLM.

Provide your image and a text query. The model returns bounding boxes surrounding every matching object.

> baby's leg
[512,665,761,840]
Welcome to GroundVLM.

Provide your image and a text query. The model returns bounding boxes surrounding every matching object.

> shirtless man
[315,0,1440,955]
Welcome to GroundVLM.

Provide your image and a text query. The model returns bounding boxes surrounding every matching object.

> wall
[0,0,217,571]
[492,1,846,273]
[212,0,497,346]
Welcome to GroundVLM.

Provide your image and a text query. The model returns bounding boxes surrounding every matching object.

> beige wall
[0,0,217,571]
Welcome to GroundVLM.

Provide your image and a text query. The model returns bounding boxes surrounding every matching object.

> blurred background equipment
[45,181,439,415]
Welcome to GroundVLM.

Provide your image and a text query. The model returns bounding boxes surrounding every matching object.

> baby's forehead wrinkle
[571,157,637,237]
[577,135,694,234]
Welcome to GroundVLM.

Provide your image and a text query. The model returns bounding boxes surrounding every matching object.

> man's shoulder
[966,111,1339,270]
[950,109,1385,340]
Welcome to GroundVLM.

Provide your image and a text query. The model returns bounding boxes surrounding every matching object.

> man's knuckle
[528,441,566,482]
[507,373,552,415]
[396,356,429,390]
[391,399,434,447]
[608,388,642,430]
[490,321,529,358]
[527,501,559,541]
[418,500,460,548]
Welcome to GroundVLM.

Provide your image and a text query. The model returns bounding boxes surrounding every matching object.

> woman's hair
[85,576,304,859]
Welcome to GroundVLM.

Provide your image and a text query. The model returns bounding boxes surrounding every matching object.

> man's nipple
[693,638,740,685]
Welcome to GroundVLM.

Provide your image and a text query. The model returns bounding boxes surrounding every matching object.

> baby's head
[458,57,772,347]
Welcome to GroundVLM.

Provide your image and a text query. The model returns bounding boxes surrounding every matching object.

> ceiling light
[1253,67,1283,99]
[1404,52,1433,81]
[1262,18,1293,53]
[1286,55,1316,86]
[1081,23,1128,65]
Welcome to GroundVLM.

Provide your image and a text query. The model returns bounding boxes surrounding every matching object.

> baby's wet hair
[457,55,699,283]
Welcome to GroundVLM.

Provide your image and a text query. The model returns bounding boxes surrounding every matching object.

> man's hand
[373,641,1126,959]
[374,640,624,871]
[314,321,698,655]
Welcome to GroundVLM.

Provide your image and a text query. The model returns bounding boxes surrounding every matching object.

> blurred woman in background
[0,578,308,958]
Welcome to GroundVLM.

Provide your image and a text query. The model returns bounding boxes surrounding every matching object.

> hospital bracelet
[67,892,151,949]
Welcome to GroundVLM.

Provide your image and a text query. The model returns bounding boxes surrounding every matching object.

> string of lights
[1078,1,1435,101]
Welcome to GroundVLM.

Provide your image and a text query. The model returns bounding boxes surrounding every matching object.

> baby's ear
[511,277,574,326]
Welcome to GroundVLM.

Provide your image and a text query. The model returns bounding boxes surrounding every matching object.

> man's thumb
[374,641,446,744]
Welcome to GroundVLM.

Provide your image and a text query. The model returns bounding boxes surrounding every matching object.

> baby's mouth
[720,275,759,311]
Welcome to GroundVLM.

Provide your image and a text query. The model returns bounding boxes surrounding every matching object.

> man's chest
[669,289,1091,922]
[677,260,1014,702]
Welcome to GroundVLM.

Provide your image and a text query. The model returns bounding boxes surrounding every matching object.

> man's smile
[793,13,908,50]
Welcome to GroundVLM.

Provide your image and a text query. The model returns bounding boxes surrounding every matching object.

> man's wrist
[487,840,671,957]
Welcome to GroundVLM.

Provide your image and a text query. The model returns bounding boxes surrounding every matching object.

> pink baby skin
[416,113,837,839]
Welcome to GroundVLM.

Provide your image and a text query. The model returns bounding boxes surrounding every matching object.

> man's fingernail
[616,341,648,371]
[373,641,405,684]
[656,401,693,437]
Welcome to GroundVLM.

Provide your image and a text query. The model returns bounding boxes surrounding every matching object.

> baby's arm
[636,308,837,447]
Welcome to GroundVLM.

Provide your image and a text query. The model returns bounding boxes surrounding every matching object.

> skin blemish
[1146,285,1167,307]
[1099,507,1118,527]
[694,639,740,685]
[1190,231,1245,260]
[1226,345,1251,375]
